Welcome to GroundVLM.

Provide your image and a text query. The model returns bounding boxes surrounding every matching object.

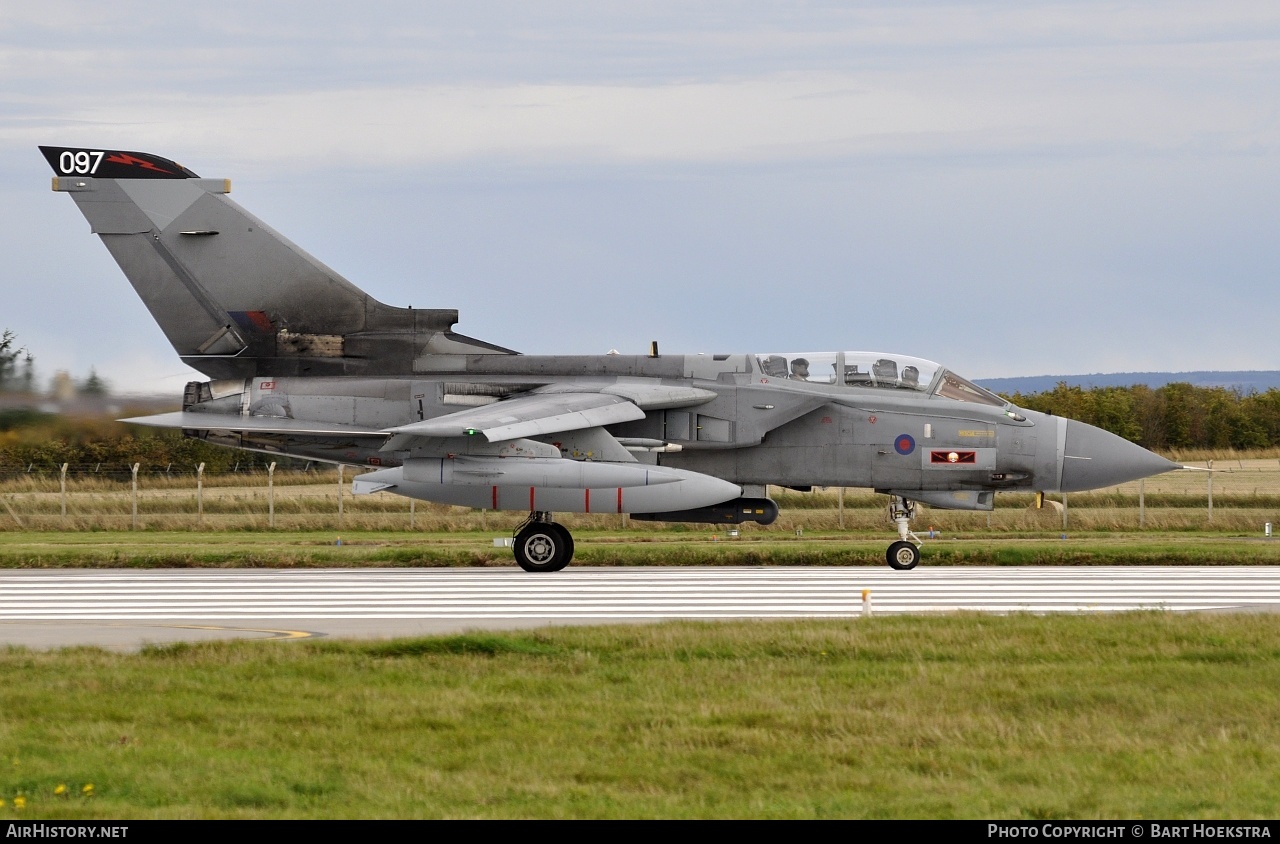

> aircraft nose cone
[1059,419,1180,492]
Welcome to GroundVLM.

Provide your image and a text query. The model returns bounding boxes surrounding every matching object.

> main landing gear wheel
[886,540,920,571]
[513,519,573,573]
[549,522,574,562]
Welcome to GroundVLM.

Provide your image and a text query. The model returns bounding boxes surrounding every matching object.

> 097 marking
[57,150,104,175]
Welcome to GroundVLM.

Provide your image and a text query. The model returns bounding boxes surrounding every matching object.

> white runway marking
[2,566,1279,620]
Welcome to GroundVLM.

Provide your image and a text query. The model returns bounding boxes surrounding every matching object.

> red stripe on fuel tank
[530,487,536,510]
[616,487,623,514]
[491,486,498,510]
[584,488,591,513]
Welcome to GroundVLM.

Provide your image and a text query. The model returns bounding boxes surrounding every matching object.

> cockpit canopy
[756,351,1008,408]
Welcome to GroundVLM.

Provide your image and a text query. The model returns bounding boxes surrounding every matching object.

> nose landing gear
[513,512,574,573]
[886,496,922,570]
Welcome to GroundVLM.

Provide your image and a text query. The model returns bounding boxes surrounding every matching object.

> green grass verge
[2,530,1280,568]
[2,615,1280,818]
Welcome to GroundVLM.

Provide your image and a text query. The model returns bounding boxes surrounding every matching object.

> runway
[3,566,1279,650]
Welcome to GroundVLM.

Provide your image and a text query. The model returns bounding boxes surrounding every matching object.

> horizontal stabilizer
[120,411,390,438]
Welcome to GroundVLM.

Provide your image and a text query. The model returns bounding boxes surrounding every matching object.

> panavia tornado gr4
[40,146,1181,572]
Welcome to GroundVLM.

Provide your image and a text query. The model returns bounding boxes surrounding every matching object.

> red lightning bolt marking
[104,153,175,175]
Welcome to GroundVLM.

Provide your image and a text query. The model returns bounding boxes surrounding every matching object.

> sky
[1,1,1278,395]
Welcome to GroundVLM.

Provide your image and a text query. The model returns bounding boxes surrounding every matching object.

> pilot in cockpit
[790,358,810,380]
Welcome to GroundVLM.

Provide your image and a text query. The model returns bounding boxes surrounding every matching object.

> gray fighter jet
[40,146,1180,571]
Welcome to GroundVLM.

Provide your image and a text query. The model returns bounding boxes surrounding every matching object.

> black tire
[886,540,920,571]
[549,522,574,568]
[514,523,570,573]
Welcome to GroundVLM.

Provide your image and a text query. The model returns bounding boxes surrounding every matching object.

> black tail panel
[40,146,199,179]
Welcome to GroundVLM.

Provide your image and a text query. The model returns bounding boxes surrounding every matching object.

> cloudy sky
[1,2,1278,394]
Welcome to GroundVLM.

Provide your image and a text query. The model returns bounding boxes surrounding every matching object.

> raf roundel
[894,434,916,455]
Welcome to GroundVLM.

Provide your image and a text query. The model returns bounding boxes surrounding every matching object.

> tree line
[1004,383,1280,450]
[1,328,108,397]
[0,330,35,393]
[0,409,275,476]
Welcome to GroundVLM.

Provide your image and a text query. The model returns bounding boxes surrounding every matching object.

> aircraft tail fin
[41,146,512,379]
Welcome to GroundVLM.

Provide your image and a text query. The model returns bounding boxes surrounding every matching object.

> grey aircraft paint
[41,146,1182,572]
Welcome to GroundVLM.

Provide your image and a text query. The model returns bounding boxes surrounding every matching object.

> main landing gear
[511,501,924,573]
[886,495,922,571]
[513,512,574,573]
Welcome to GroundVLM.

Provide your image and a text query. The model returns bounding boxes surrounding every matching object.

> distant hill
[976,371,1280,396]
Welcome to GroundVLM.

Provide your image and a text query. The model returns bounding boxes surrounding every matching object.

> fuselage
[181,349,1175,511]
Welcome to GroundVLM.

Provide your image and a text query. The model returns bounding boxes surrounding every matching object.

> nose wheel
[513,512,574,573]
[887,540,920,570]
[886,495,922,571]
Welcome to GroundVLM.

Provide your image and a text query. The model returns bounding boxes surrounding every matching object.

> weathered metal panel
[664,410,692,441]
[97,234,231,354]
[696,415,733,443]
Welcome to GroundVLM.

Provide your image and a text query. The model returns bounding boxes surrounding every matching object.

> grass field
[2,456,1277,567]
[7,532,1280,571]
[2,529,1280,568]
[2,457,1277,819]
[0,460,1278,537]
[2,614,1279,819]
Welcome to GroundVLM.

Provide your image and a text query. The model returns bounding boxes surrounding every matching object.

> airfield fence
[0,460,315,483]
[0,458,1279,534]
